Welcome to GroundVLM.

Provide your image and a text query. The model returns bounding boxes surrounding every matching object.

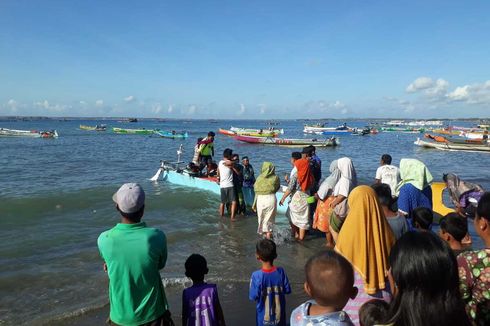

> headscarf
[317,160,340,200]
[335,186,395,295]
[333,157,357,197]
[253,162,280,195]
[295,158,315,192]
[444,173,484,204]
[395,158,433,195]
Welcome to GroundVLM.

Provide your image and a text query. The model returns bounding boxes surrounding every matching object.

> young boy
[290,250,358,326]
[372,183,408,240]
[412,207,434,231]
[182,254,226,326]
[358,300,389,326]
[439,212,469,256]
[249,239,291,326]
[374,154,400,197]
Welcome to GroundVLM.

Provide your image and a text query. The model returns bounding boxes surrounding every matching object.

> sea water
[0,119,488,325]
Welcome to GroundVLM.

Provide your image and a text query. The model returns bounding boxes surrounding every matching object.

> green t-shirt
[97,222,168,326]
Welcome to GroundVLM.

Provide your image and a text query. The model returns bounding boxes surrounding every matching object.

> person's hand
[279,199,284,206]
[314,193,320,200]
[103,263,107,273]
[329,200,336,208]
[284,174,289,182]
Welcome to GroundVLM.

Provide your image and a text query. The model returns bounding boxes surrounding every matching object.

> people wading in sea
[253,162,280,239]
[98,183,174,326]
[217,148,240,221]
[242,156,256,208]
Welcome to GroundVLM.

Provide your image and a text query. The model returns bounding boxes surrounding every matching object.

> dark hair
[386,232,470,326]
[232,153,239,160]
[223,148,233,159]
[305,250,354,308]
[242,156,249,160]
[208,131,215,137]
[185,254,208,282]
[359,300,389,326]
[371,183,394,207]
[440,213,468,242]
[301,146,313,156]
[291,152,302,160]
[256,239,277,263]
[197,137,203,143]
[477,192,490,220]
[412,207,433,230]
[118,205,145,223]
[307,145,316,154]
[381,154,392,165]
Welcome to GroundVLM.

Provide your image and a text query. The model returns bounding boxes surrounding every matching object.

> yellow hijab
[335,185,395,295]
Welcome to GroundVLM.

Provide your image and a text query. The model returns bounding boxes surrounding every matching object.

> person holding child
[249,239,291,326]
[335,186,395,325]
[290,250,358,325]
[182,254,226,326]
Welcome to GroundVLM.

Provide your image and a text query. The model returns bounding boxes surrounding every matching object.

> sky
[1,0,489,119]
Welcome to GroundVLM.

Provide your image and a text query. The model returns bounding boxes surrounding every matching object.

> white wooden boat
[414,138,490,153]
[0,128,58,138]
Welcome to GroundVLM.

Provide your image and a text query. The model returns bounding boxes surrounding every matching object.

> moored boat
[218,128,236,136]
[234,134,338,147]
[230,126,284,135]
[112,127,154,134]
[0,128,58,138]
[154,130,189,139]
[149,150,289,214]
[80,124,107,131]
[414,138,490,153]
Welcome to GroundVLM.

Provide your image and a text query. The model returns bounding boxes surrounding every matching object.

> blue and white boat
[150,145,289,214]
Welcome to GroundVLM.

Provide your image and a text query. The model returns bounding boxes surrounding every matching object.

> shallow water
[0,119,488,325]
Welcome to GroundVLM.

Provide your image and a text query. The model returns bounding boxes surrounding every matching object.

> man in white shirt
[217,148,239,220]
[375,154,400,197]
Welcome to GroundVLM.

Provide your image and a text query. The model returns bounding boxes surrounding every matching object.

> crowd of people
[97,133,489,326]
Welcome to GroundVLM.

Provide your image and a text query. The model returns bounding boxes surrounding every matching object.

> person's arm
[279,188,291,206]
[280,174,297,205]
[249,274,260,301]
[182,291,188,326]
[216,165,221,184]
[329,195,346,208]
[214,288,226,326]
[397,187,410,216]
[375,167,382,184]
[283,270,292,295]
[158,233,168,270]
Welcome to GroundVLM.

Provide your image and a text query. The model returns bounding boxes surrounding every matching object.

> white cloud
[406,77,434,93]
[187,105,196,115]
[258,104,267,115]
[426,78,449,97]
[446,81,490,104]
[151,103,162,114]
[79,101,86,105]
[238,104,246,115]
[167,105,174,113]
[340,108,348,114]
[332,100,346,109]
[124,95,135,103]
[95,100,104,107]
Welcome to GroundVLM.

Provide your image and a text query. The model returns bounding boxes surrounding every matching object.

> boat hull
[113,127,154,134]
[414,138,490,153]
[154,131,189,139]
[0,128,58,138]
[234,134,338,147]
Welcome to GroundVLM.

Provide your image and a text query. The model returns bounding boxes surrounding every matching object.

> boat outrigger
[149,145,289,214]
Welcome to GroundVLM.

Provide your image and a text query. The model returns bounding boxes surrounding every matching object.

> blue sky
[1,1,489,118]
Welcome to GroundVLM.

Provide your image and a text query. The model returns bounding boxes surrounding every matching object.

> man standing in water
[217,148,239,221]
[98,183,173,326]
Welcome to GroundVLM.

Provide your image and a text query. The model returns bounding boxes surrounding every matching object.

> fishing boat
[218,128,237,136]
[230,126,284,135]
[0,128,58,138]
[234,134,338,147]
[414,138,490,153]
[80,124,107,131]
[112,127,154,135]
[149,145,289,214]
[154,130,189,139]
[380,127,424,133]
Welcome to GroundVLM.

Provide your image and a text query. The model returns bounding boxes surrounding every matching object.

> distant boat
[128,118,138,123]
[154,130,189,139]
[0,128,58,138]
[113,127,154,135]
[80,124,107,131]
[415,138,490,153]
[234,134,339,147]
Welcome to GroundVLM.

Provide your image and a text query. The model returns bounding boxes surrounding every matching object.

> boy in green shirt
[98,183,173,326]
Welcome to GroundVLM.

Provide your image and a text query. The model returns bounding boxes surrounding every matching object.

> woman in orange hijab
[280,157,314,240]
[335,185,395,325]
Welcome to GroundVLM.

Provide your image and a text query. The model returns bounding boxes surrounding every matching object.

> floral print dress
[457,249,490,325]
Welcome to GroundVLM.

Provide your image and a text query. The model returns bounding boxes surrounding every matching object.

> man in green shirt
[98,183,173,326]
[198,131,215,165]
